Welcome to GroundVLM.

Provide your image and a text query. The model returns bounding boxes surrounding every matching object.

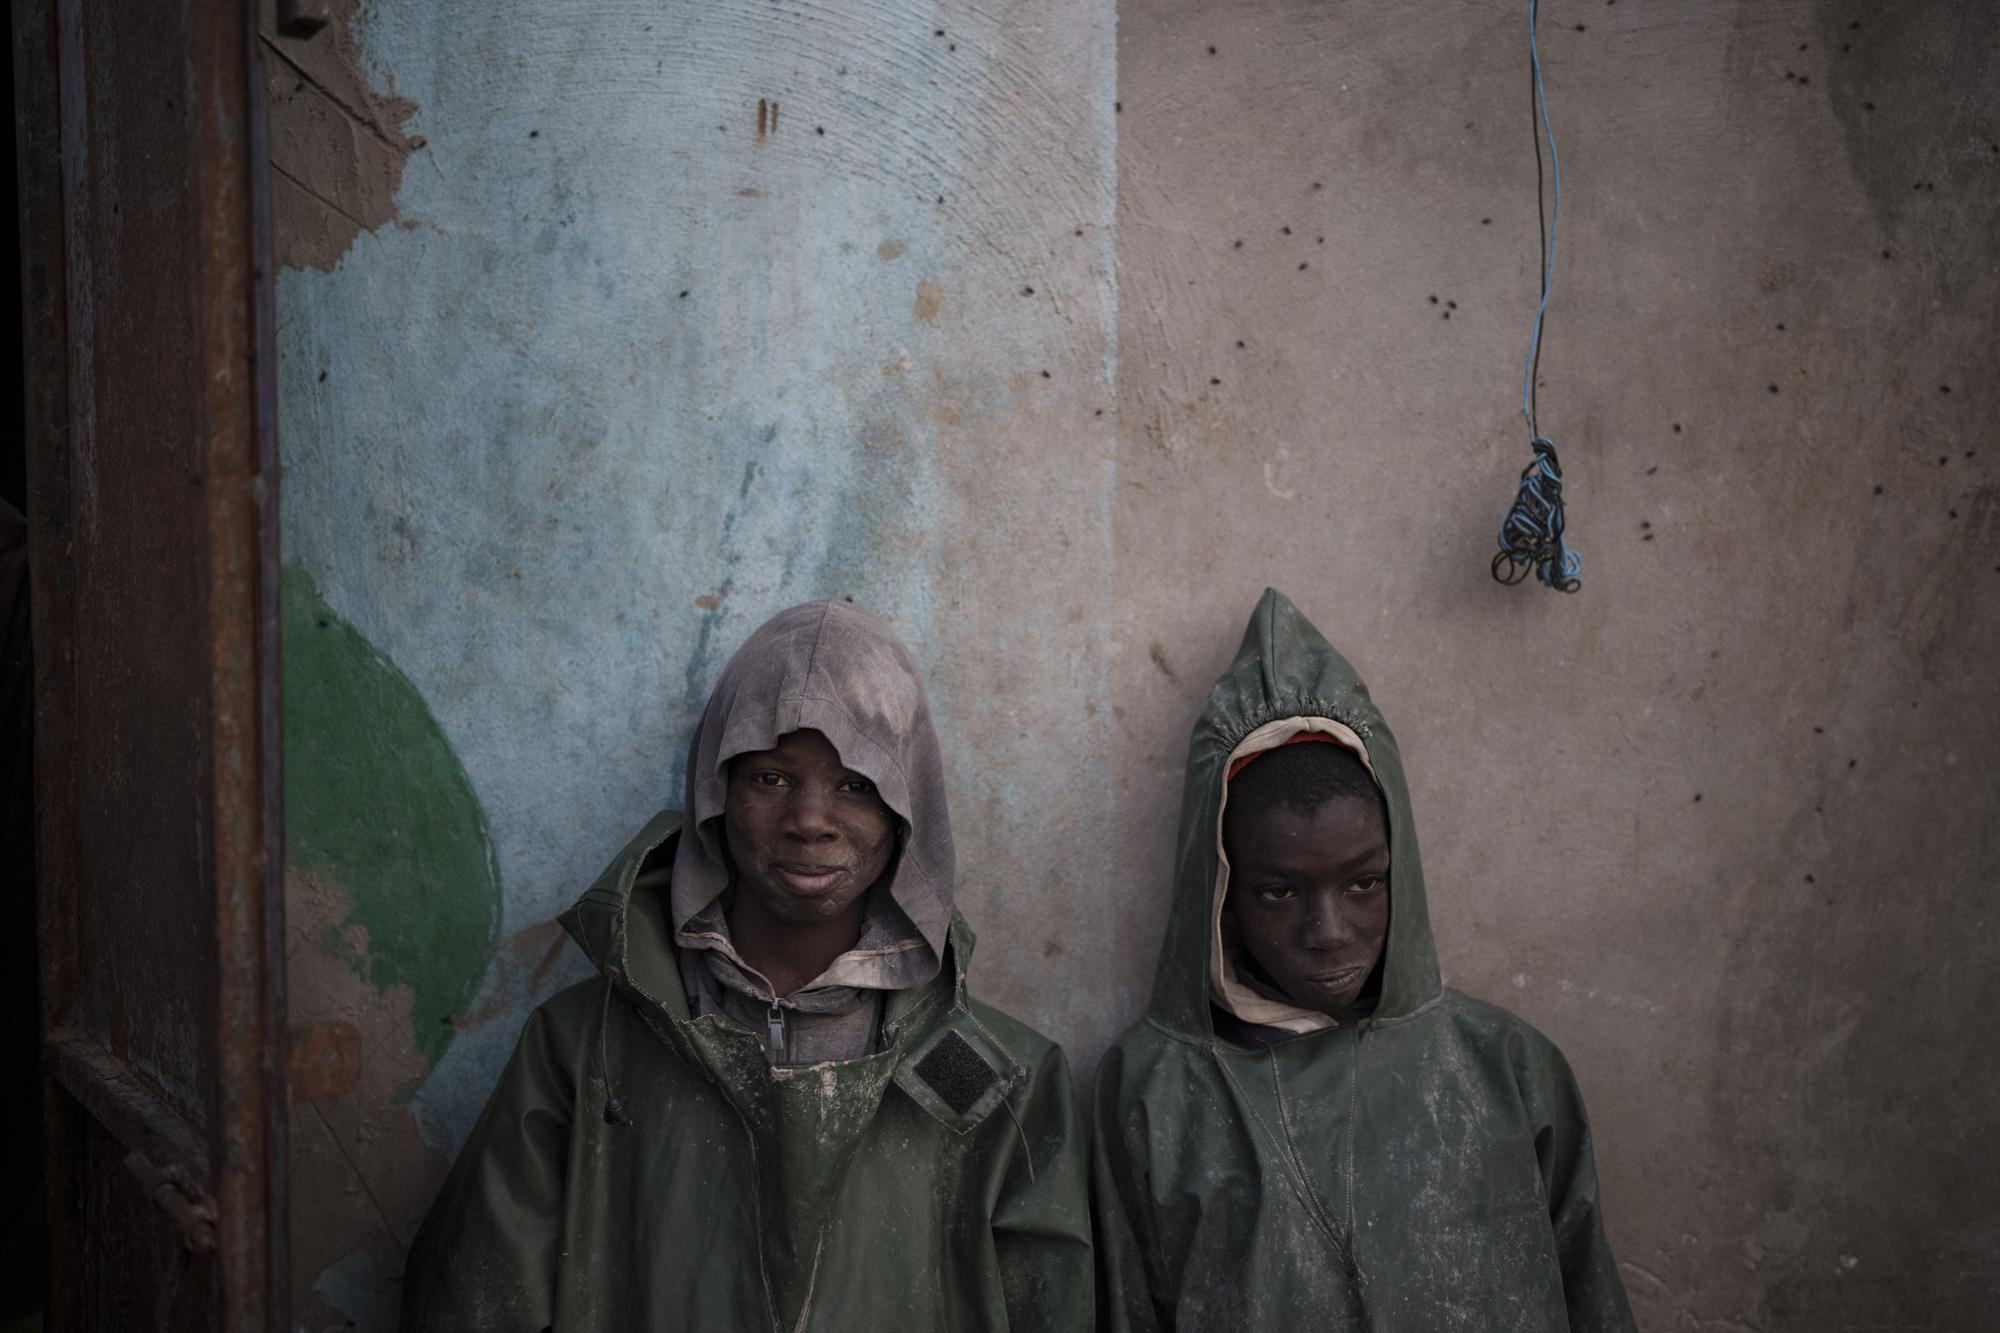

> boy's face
[724,728,898,925]
[1223,794,1391,1020]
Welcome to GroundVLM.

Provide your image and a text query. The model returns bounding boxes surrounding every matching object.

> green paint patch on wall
[282,563,502,1068]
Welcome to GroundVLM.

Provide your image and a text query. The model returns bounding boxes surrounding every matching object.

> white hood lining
[1209,716,1379,1035]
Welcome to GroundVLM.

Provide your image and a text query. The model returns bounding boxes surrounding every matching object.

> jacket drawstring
[600,975,633,1126]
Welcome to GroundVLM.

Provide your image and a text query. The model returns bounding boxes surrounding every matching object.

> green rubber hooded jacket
[403,600,1091,1330]
[1092,589,1635,1332]
[402,813,1093,1331]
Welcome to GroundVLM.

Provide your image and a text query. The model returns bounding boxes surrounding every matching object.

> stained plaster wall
[269,0,1997,1329]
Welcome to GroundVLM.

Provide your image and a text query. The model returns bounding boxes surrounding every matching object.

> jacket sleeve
[1088,1044,1167,1333]
[1530,1044,1638,1333]
[990,1043,1095,1333]
[401,1001,574,1333]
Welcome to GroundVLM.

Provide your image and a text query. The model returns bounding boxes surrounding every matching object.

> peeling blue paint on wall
[279,0,1119,1164]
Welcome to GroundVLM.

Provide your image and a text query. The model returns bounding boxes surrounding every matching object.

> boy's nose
[1299,893,1355,950]
[783,788,840,842]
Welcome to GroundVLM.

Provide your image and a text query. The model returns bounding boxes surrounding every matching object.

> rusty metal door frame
[14,0,286,1325]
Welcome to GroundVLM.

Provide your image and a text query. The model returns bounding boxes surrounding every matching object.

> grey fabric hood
[668,599,954,989]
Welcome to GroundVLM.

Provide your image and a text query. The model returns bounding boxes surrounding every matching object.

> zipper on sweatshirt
[766,1000,789,1063]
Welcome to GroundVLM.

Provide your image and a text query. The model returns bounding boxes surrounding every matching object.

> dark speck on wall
[679,290,690,298]
[1939,384,1951,394]
[1040,369,1051,378]
[1210,377,1222,385]
[1768,384,1780,394]
[1207,45,1216,55]
[1672,423,1682,433]
[1646,465,1658,475]
[529,129,540,138]
[1299,262,1309,271]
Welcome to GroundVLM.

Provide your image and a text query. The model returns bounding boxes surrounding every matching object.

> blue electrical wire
[1522,0,1560,431]
[1492,0,1581,593]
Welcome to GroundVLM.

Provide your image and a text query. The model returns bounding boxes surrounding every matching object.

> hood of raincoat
[670,598,953,996]
[1151,586,1442,1036]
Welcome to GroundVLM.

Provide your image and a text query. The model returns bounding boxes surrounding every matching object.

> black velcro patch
[914,1030,999,1116]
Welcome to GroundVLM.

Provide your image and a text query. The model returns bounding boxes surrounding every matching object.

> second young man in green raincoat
[1093,589,1636,1331]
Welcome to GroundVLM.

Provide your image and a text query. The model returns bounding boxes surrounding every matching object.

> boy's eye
[745,771,789,788]
[837,776,877,795]
[1254,886,1297,903]
[1347,876,1386,896]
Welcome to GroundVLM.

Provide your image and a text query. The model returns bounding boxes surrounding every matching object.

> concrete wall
[269,0,1998,1328]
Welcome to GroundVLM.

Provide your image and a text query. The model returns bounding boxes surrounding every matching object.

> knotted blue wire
[1492,437,1579,591]
[1493,0,1580,593]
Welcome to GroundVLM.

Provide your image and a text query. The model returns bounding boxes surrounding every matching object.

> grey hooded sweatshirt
[663,599,954,1062]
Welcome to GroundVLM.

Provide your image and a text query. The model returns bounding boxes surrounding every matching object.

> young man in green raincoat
[404,600,1093,1331]
[1092,589,1636,1331]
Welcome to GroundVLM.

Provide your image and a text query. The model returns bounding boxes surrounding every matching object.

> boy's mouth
[774,863,847,895]
[1306,965,1366,991]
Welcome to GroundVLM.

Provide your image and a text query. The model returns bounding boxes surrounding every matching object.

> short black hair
[1223,740,1382,836]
